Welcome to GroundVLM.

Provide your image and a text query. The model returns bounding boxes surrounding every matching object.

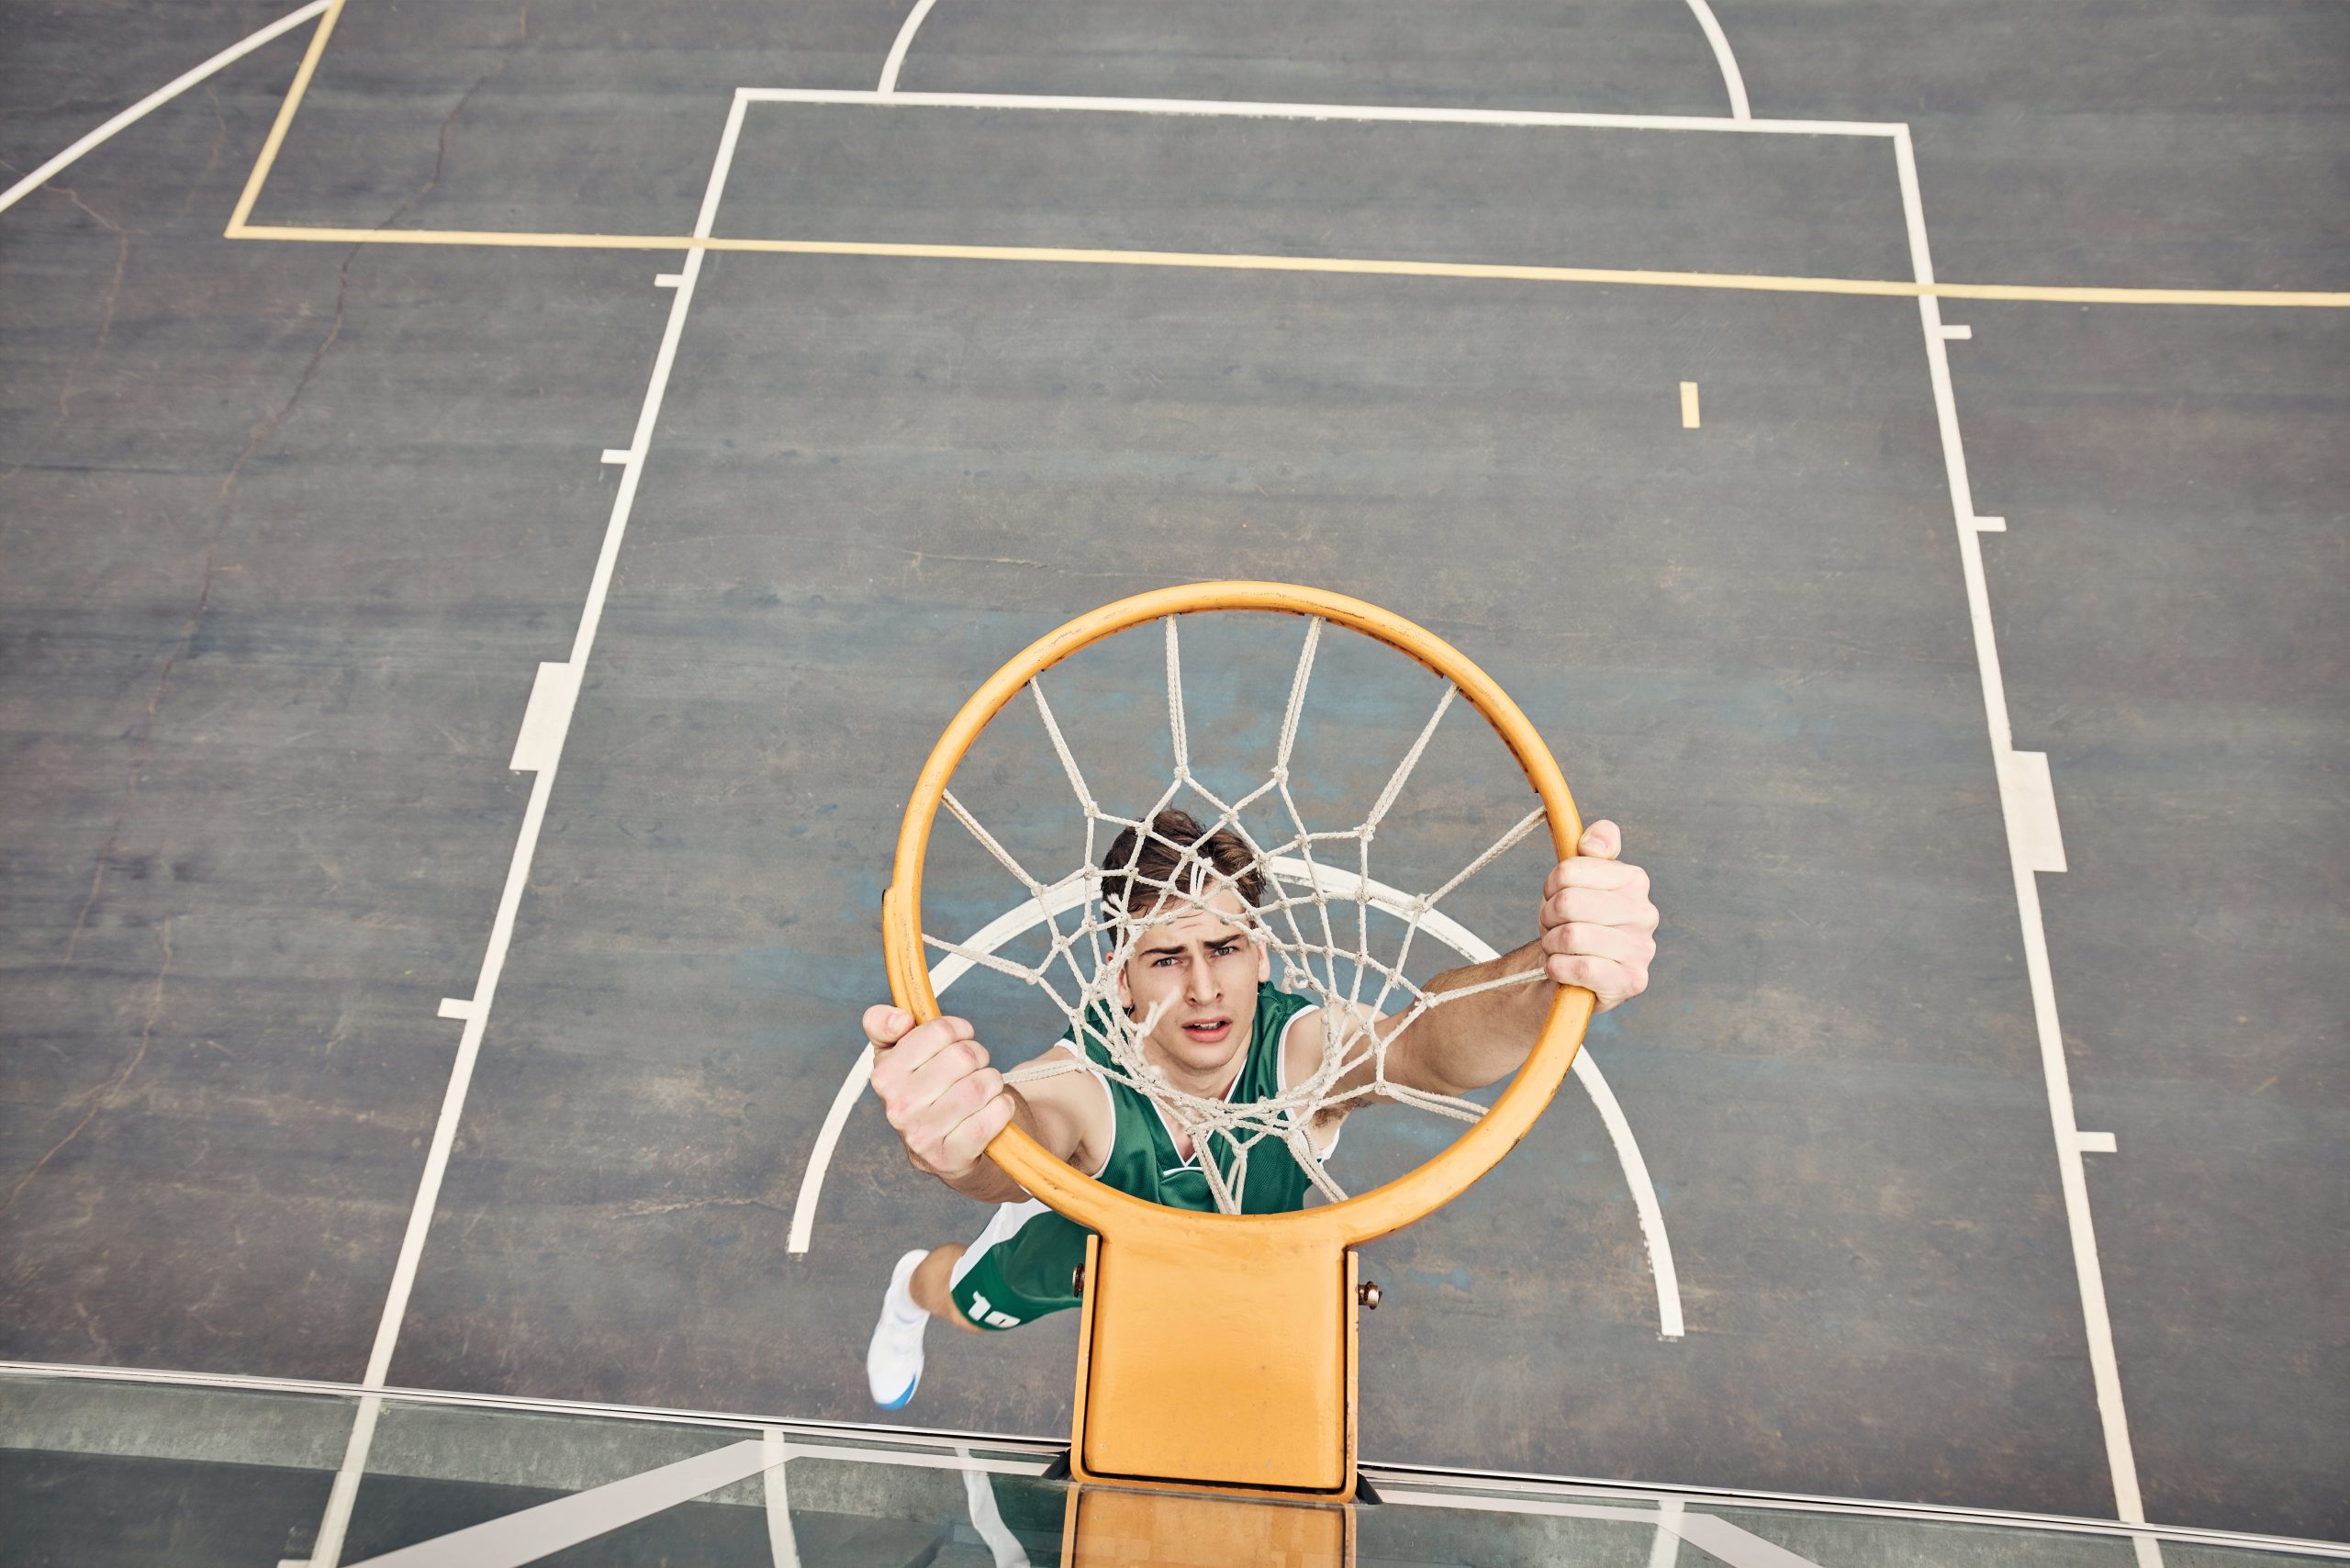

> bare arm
[1318,820,1659,1104]
[863,1007,1098,1204]
[1375,938,1558,1097]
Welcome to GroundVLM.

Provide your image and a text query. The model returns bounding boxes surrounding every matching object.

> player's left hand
[1539,820,1657,1013]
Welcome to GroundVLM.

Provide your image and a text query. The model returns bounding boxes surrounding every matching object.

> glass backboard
[3,1369,2338,1568]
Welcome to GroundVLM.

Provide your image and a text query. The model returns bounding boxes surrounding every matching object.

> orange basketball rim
[882,580,1595,1499]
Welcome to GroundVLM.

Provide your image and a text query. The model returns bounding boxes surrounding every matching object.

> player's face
[1117,888,1271,1081]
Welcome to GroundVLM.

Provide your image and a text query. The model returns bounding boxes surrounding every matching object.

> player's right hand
[864,1005,1014,1182]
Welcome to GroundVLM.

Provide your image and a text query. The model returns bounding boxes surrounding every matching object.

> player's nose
[1187,957,1217,1001]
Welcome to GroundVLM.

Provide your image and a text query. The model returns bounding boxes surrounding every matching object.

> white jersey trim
[1277,1003,1343,1161]
[950,1195,1053,1288]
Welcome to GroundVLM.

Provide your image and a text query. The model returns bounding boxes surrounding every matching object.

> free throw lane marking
[1680,382,1701,427]
[1999,750,2067,875]
[737,86,1895,138]
[511,662,584,773]
[1896,123,2149,1538]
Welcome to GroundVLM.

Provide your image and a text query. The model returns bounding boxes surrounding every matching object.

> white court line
[1647,1495,1686,1568]
[1679,0,1753,120]
[289,87,760,1568]
[737,86,1897,138]
[0,0,332,218]
[761,1428,801,1568]
[2000,750,2067,872]
[878,0,943,94]
[510,661,583,772]
[1893,126,2154,1563]
[22,1356,2339,1558]
[1382,1492,1819,1568]
[363,84,751,1389]
[297,1393,381,1568]
[344,1439,773,1568]
[789,861,1687,1341]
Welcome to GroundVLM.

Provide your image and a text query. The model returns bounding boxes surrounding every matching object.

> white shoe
[867,1250,930,1409]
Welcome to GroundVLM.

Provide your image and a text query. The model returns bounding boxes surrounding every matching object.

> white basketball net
[928,615,1553,1215]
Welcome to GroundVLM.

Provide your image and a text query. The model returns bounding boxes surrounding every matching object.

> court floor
[2,0,2344,1549]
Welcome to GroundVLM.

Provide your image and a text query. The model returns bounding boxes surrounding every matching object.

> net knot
[923,624,1527,1215]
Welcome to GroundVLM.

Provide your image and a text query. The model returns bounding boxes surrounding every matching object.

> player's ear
[1254,935,1270,985]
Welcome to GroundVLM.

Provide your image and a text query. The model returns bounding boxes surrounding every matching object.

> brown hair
[1100,808,1267,924]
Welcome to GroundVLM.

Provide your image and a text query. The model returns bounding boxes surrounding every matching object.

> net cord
[922,615,1550,1214]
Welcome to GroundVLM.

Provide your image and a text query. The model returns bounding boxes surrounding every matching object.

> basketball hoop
[883,581,1594,1497]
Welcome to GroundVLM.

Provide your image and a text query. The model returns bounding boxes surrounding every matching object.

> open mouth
[1180,1017,1234,1045]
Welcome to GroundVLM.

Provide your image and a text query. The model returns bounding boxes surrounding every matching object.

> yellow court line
[226,0,345,233]
[224,224,2350,308]
[221,0,2345,309]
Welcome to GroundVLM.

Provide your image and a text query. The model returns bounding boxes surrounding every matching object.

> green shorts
[946,1198,1091,1331]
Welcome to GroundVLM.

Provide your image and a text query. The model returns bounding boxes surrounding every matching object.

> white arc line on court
[787,860,1686,1340]
[878,0,943,94]
[1893,125,2155,1565]
[0,0,333,217]
[1680,0,1752,120]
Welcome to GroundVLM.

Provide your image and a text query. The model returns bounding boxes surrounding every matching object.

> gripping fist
[864,1006,1015,1181]
[1538,820,1658,1013]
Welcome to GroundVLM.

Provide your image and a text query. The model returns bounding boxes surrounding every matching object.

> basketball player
[861,808,1657,1407]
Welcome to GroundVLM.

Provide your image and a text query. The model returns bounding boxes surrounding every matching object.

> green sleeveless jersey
[944,984,1325,1331]
[1082,982,1323,1216]
[1076,987,1325,1222]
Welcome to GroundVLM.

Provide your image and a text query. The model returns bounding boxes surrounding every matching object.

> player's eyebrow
[1136,932,1242,958]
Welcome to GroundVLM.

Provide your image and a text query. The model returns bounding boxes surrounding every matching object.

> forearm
[1392,939,1555,1095]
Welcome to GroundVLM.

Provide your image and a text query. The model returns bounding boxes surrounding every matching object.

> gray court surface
[4,0,2344,1548]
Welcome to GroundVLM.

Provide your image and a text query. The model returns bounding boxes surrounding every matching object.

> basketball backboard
[4,1370,2338,1568]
